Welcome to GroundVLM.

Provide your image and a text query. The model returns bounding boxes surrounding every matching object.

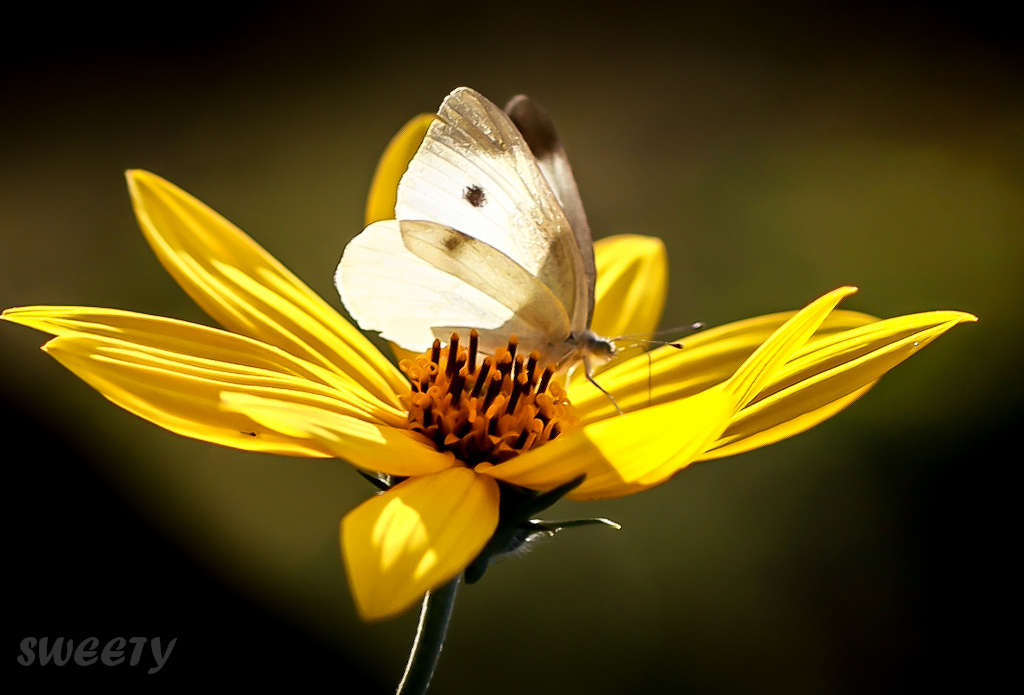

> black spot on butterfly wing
[463,185,486,208]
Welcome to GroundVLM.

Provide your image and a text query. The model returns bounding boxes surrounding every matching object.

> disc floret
[400,330,578,466]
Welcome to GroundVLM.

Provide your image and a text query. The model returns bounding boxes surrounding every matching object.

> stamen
[471,357,492,398]
[526,351,540,385]
[483,371,503,410]
[497,351,513,379]
[446,333,460,377]
[537,364,554,395]
[398,333,578,467]
[507,372,527,414]
[449,366,467,407]
[467,329,479,369]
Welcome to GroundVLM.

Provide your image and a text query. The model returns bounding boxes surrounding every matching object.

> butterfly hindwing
[505,94,596,330]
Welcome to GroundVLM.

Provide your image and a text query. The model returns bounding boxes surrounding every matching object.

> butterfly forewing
[395,87,586,335]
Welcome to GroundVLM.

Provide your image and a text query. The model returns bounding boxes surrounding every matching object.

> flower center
[399,330,578,466]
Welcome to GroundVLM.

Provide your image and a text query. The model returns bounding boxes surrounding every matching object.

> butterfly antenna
[614,322,706,349]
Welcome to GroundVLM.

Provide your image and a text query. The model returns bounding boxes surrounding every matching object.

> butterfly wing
[337,218,572,357]
[393,87,591,339]
[337,87,596,360]
[505,94,597,330]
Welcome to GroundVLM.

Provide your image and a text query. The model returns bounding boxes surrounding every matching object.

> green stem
[396,576,460,695]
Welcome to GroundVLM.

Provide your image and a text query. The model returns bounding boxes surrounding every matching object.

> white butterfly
[336,87,617,385]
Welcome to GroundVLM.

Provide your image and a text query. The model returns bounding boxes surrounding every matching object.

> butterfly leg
[583,356,624,417]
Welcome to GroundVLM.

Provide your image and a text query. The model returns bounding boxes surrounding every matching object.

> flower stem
[396,576,460,695]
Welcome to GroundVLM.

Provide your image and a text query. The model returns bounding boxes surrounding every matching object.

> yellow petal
[389,342,423,365]
[700,310,977,459]
[8,308,407,455]
[220,393,454,477]
[590,234,668,343]
[570,309,877,422]
[125,170,407,406]
[722,287,860,406]
[3,305,403,416]
[701,384,875,461]
[364,114,435,225]
[479,385,735,500]
[342,467,499,621]
[485,287,861,499]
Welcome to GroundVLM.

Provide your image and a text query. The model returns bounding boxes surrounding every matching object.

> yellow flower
[2,120,974,622]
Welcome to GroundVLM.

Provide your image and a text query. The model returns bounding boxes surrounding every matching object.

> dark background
[3,2,1018,691]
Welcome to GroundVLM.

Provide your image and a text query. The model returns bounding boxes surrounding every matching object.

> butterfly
[336,87,618,392]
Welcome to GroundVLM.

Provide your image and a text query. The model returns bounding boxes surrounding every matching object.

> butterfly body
[337,87,616,377]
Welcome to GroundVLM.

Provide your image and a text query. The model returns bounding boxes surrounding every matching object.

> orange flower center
[399,330,578,466]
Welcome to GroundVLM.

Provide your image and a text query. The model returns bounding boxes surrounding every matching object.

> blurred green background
[3,2,1018,691]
